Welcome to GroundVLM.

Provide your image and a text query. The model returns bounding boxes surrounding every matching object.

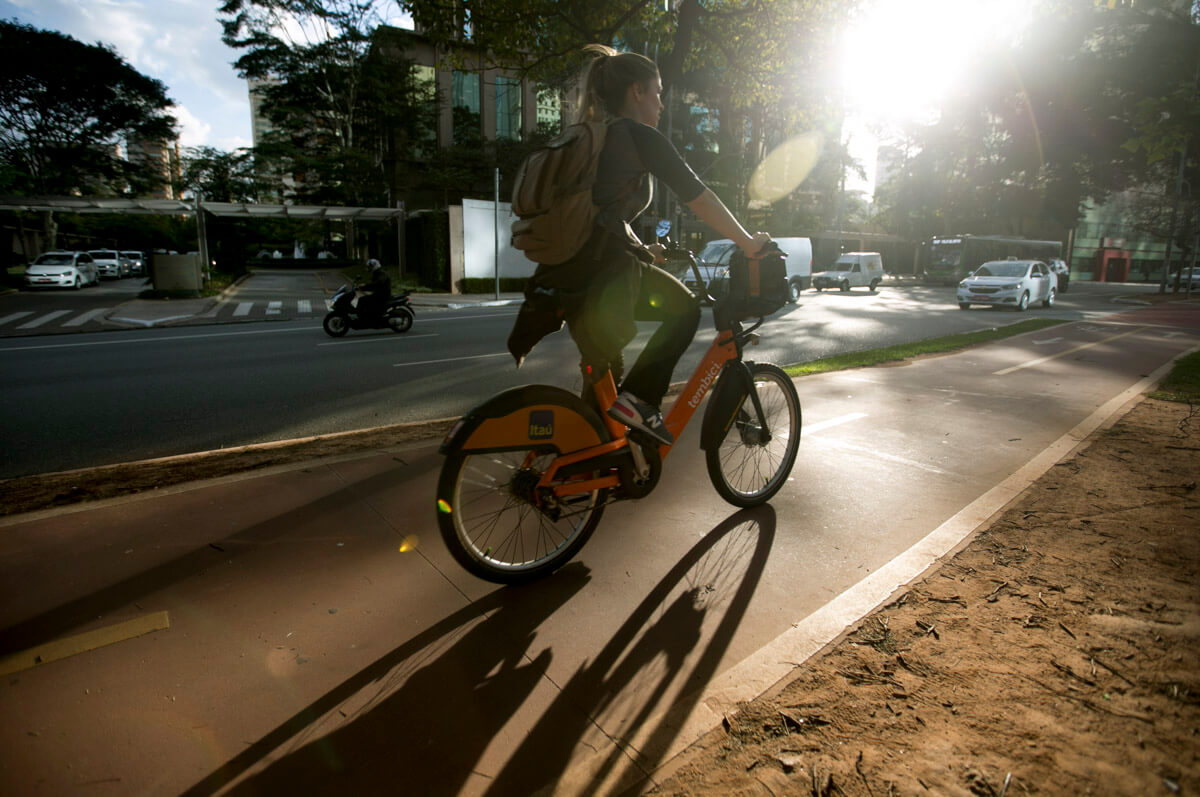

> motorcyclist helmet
[367,258,382,271]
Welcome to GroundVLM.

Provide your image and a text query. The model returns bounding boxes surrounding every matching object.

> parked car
[89,249,126,279]
[121,250,146,275]
[23,251,99,289]
[1048,258,1070,292]
[812,252,885,292]
[958,259,1056,311]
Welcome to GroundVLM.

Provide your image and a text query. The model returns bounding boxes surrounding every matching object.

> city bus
[922,235,1062,284]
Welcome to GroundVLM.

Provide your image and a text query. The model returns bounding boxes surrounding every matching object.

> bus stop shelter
[0,196,407,289]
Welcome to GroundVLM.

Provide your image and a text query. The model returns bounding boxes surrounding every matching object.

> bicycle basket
[724,242,788,321]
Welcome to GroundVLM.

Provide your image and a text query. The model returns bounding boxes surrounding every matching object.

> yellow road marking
[0,611,170,676]
[993,327,1145,376]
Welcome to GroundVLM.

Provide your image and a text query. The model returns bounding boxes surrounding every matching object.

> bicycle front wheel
[437,448,608,584]
[705,363,801,508]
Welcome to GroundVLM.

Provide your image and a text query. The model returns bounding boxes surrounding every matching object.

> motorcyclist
[358,259,391,320]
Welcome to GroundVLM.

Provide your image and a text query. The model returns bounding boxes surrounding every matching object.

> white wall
[461,198,534,282]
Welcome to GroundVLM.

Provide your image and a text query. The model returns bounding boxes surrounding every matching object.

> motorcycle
[322,283,415,337]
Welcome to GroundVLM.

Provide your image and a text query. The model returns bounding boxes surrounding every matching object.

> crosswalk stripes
[0,298,324,332]
[17,310,71,329]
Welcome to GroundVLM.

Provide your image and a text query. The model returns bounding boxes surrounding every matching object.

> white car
[812,252,885,292]
[89,249,126,279]
[121,250,145,275]
[958,259,1056,311]
[24,251,99,289]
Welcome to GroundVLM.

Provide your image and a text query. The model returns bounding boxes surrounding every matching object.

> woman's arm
[685,189,769,257]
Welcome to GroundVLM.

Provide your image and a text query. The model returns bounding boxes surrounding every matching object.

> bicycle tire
[705,363,801,507]
[437,448,609,584]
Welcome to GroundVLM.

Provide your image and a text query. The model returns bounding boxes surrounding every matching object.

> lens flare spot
[748,131,824,204]
[437,499,452,514]
[398,535,420,553]
[648,292,664,309]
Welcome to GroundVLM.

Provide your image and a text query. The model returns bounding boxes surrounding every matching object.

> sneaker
[607,391,674,446]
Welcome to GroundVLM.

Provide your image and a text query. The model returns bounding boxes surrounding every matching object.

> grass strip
[1148,350,1200,403]
[783,318,1068,377]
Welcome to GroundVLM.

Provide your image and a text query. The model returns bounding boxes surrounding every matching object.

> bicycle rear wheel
[705,362,801,507]
[437,448,609,584]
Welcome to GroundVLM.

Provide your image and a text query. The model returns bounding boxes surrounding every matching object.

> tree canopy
[0,19,177,197]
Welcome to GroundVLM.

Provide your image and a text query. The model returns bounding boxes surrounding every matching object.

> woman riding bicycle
[512,44,768,447]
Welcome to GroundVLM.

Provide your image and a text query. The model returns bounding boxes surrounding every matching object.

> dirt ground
[651,396,1200,797]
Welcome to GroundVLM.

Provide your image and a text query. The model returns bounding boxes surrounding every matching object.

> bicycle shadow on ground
[185,507,775,797]
[180,564,591,797]
[485,505,776,796]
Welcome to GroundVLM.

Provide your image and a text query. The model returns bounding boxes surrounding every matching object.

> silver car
[24,251,99,289]
[958,259,1056,311]
[120,250,145,275]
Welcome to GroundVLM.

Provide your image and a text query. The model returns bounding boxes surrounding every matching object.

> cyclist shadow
[485,504,777,796]
[192,506,774,797]
[186,565,592,797]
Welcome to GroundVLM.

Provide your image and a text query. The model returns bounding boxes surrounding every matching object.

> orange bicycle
[435,243,801,584]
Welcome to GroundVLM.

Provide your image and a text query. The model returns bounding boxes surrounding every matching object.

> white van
[696,236,813,302]
[812,252,885,292]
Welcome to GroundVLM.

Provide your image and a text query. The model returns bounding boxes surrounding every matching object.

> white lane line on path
[319,333,437,347]
[812,437,951,475]
[17,310,72,329]
[622,344,1200,790]
[393,352,511,368]
[62,308,112,327]
[233,302,253,317]
[993,327,1145,375]
[267,301,282,315]
[0,311,35,326]
[803,412,868,435]
[297,299,312,314]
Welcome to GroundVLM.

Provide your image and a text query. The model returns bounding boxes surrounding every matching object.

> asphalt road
[0,276,1158,478]
[1,306,1196,795]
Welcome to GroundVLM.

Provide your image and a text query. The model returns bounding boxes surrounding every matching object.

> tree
[179,147,262,202]
[873,0,1200,250]
[0,19,177,197]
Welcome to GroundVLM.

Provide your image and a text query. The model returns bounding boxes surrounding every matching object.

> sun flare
[839,0,1037,127]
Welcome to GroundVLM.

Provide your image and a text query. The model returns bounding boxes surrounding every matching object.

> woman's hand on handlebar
[739,232,771,259]
[646,242,667,264]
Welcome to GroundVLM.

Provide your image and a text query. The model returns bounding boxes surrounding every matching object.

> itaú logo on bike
[528,409,555,440]
[688,362,724,408]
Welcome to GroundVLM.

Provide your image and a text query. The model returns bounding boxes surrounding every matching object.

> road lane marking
[17,310,73,328]
[1033,337,1063,345]
[812,436,950,475]
[318,333,437,347]
[0,611,170,676]
[297,299,312,314]
[993,327,1145,375]
[233,302,253,317]
[0,325,322,353]
[803,412,867,435]
[267,301,282,315]
[393,352,511,368]
[62,307,112,327]
[0,311,35,326]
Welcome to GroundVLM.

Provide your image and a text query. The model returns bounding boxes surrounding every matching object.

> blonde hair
[577,44,659,123]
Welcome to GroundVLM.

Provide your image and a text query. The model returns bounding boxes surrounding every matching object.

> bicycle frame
[536,327,742,498]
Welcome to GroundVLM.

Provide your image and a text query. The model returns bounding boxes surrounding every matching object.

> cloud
[172,104,212,148]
